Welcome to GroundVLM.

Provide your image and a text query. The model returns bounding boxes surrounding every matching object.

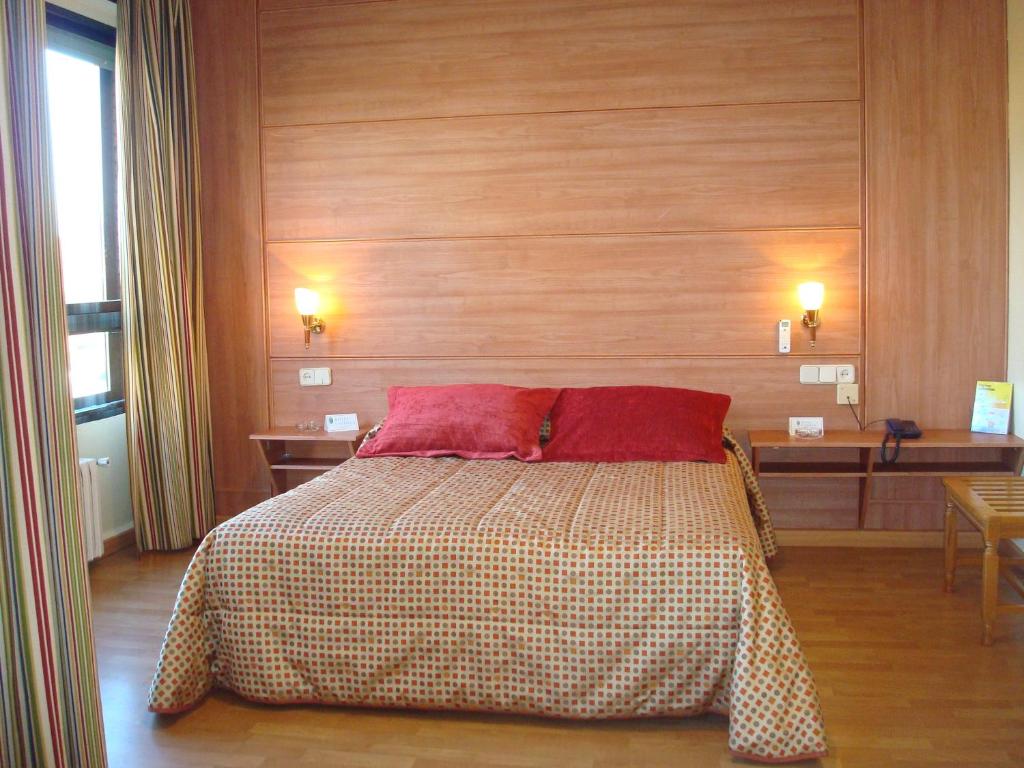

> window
[45,5,120,424]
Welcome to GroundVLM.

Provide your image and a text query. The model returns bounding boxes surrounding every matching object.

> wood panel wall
[863,0,1008,529]
[190,0,270,517]
[191,0,1008,531]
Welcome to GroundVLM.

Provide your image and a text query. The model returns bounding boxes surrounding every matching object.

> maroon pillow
[542,386,731,463]
[356,384,560,461]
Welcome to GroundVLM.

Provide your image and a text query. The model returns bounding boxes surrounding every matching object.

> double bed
[149,430,826,763]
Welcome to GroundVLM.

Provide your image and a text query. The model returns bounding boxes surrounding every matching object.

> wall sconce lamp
[295,287,325,349]
[798,282,824,348]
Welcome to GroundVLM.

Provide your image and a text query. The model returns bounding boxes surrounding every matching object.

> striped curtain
[117,0,215,551]
[0,2,107,766]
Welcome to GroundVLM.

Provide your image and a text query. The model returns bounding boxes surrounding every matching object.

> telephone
[880,419,922,464]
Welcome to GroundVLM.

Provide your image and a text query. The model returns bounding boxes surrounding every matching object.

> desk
[750,430,1024,529]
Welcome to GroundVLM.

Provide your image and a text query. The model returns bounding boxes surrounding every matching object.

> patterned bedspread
[149,444,826,762]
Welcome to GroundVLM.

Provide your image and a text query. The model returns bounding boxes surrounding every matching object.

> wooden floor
[90,546,1024,768]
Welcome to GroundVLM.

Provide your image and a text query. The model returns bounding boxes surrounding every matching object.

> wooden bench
[943,477,1024,645]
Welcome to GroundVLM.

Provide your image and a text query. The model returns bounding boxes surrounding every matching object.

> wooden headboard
[192,0,1007,530]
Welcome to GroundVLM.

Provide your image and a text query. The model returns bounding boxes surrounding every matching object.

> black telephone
[880,419,922,464]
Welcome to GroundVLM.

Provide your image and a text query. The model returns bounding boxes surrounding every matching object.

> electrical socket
[299,367,331,387]
[836,383,859,405]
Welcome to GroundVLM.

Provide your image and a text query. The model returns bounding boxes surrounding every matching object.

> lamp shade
[295,287,320,316]
[797,282,825,311]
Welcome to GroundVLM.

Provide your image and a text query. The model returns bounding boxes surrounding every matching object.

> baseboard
[776,529,984,549]
[101,528,135,557]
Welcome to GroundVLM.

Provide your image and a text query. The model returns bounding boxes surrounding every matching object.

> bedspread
[149,448,826,762]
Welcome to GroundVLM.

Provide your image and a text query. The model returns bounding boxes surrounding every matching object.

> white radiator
[77,458,105,561]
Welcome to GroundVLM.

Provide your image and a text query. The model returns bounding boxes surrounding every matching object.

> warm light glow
[295,287,320,316]
[798,282,825,311]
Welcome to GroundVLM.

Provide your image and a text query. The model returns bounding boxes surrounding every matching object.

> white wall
[76,414,133,539]
[1011,0,1023,444]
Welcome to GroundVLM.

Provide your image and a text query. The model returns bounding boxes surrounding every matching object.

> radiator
[77,458,105,561]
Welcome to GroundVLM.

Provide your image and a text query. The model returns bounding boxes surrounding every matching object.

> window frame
[46,4,122,425]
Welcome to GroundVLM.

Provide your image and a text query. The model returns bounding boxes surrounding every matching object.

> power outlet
[299,367,332,387]
[836,383,859,405]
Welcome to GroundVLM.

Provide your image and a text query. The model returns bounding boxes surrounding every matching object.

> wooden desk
[250,428,365,495]
[750,430,1024,529]
[943,477,1024,645]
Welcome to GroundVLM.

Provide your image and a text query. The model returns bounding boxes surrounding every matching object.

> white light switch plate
[818,364,837,383]
[836,364,856,383]
[799,365,819,384]
[836,383,859,405]
[299,367,331,387]
[789,417,824,438]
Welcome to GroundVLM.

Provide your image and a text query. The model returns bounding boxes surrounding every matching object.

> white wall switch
[777,319,791,354]
[836,383,859,405]
[836,364,856,383]
[788,416,824,438]
[299,368,331,387]
[818,364,837,383]
[799,365,819,384]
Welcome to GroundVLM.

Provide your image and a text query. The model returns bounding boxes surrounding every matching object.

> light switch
[837,364,856,383]
[818,365,837,383]
[799,365,819,384]
[299,368,331,387]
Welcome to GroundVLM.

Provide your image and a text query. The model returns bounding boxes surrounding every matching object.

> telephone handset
[880,419,922,464]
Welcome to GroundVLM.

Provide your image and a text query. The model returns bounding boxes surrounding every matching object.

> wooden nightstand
[250,428,366,495]
[750,429,1024,529]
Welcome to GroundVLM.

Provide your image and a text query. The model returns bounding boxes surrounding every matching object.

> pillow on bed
[542,385,731,463]
[356,384,560,461]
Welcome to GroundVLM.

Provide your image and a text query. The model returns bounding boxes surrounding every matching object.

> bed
[148,431,826,762]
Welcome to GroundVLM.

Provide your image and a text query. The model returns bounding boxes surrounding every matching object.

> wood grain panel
[190,0,271,517]
[267,230,861,358]
[259,0,380,10]
[259,0,860,125]
[270,356,863,439]
[763,479,860,530]
[263,101,861,242]
[864,0,1008,428]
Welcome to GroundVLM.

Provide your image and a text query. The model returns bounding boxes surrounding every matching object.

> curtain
[0,2,107,766]
[117,0,214,552]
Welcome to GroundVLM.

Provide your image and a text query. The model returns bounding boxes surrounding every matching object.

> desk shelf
[750,429,1024,529]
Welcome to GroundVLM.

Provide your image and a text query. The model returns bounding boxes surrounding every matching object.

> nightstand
[250,428,366,495]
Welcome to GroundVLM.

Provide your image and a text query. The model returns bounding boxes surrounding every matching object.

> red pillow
[542,386,731,463]
[356,384,560,461]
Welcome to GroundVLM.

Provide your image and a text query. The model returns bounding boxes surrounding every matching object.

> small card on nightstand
[788,417,824,439]
[324,413,359,432]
